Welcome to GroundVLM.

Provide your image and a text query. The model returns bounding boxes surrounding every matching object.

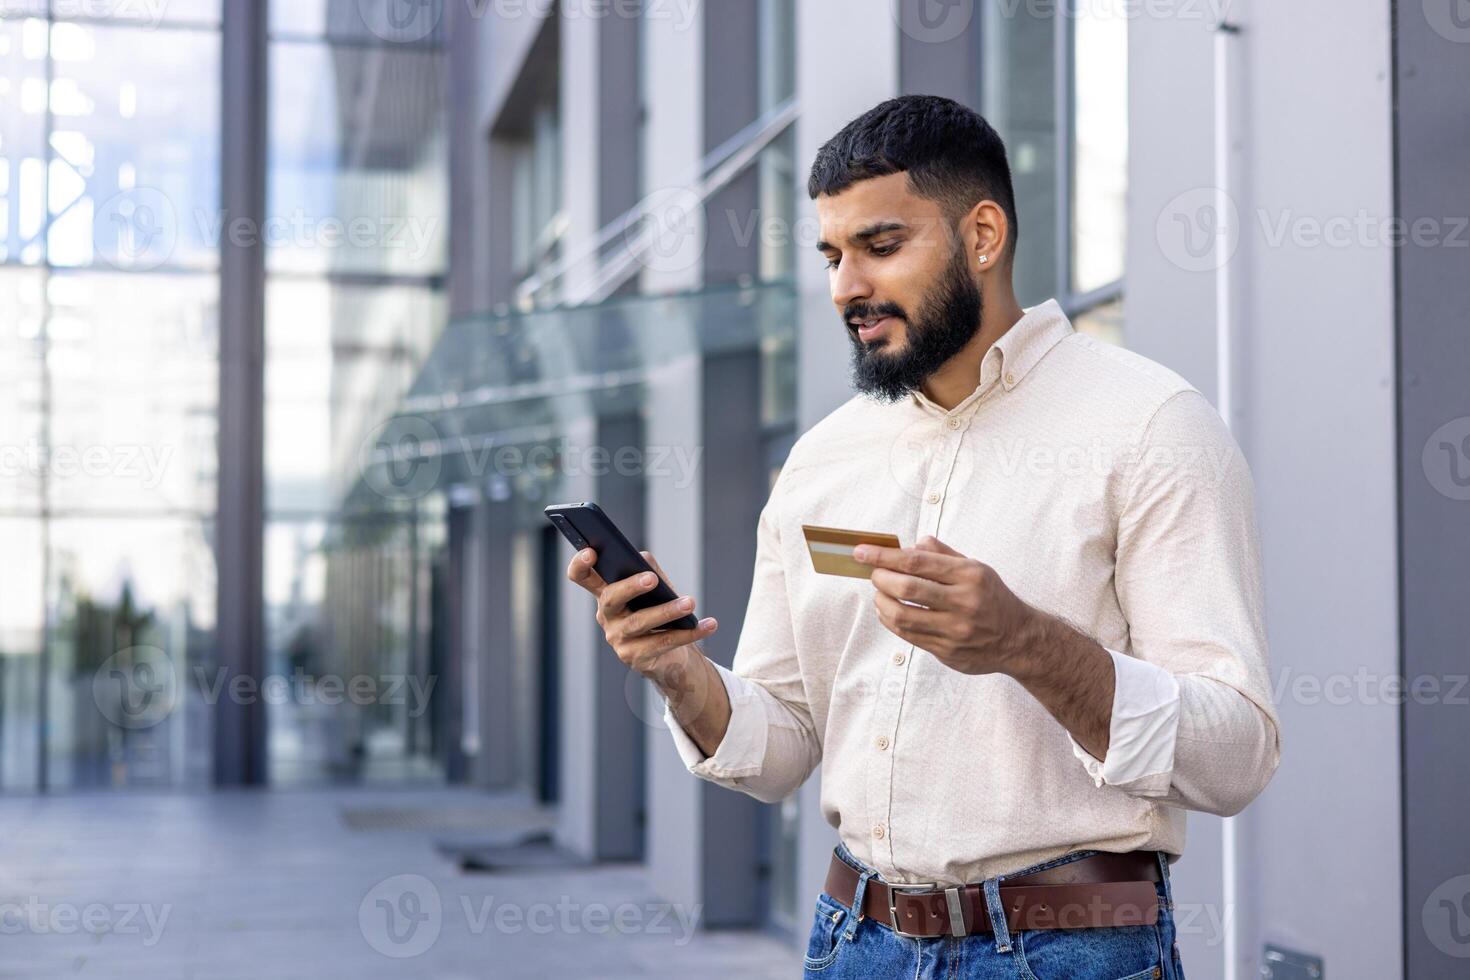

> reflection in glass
[265,280,444,515]
[265,511,444,786]
[45,23,220,271]
[0,19,50,265]
[265,14,449,784]
[45,517,215,790]
[1072,0,1128,293]
[0,270,46,512]
[45,272,219,514]
[0,519,44,791]
[982,1,1058,308]
[268,40,447,276]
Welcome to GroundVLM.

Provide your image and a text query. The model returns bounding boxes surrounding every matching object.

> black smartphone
[543,502,700,631]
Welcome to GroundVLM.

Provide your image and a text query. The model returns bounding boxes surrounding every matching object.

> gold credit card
[801,524,902,579]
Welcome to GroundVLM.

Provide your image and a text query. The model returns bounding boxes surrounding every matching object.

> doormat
[340,804,551,835]
[435,831,593,874]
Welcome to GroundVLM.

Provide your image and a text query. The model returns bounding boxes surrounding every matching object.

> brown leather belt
[825,849,1162,938]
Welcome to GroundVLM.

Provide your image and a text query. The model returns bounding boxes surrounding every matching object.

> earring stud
[978,255,989,264]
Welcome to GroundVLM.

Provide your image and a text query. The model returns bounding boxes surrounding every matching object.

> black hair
[807,94,1019,256]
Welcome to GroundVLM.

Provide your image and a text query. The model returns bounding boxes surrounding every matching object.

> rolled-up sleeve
[1074,389,1282,816]
[661,470,822,804]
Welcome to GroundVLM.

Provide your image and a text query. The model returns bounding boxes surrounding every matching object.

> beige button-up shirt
[664,299,1282,885]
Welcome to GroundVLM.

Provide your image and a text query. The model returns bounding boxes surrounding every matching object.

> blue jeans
[802,843,1185,979]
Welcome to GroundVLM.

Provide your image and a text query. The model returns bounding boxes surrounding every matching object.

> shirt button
[873,824,886,840]
[946,417,960,430]
[892,652,906,666]
[926,491,941,504]
[875,735,890,751]
[1005,372,1016,386]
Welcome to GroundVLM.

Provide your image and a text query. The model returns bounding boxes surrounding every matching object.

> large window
[263,1,449,785]
[981,0,1127,342]
[0,4,221,791]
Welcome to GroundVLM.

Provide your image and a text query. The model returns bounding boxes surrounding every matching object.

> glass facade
[0,7,220,790]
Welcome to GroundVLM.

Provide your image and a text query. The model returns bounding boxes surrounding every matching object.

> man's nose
[831,258,872,312]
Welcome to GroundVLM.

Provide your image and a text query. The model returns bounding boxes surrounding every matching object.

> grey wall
[1395,3,1470,977]
[1131,3,1401,979]
[554,413,648,861]
[897,6,981,104]
[470,497,519,789]
[450,1,554,314]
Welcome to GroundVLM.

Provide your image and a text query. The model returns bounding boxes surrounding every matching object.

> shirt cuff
[1069,648,1181,797]
[662,660,768,780]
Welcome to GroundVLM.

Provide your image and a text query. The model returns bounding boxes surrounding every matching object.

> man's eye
[872,242,900,257]
[824,255,840,270]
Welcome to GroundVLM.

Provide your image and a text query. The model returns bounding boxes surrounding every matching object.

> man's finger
[874,589,951,639]
[869,567,952,610]
[622,619,719,662]
[853,543,966,584]
[640,550,677,592]
[567,548,607,596]
[622,594,700,638]
[599,569,662,618]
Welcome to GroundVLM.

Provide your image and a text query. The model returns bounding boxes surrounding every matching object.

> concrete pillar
[470,496,518,790]
[555,413,648,861]
[1395,3,1470,977]
[1131,2,1399,977]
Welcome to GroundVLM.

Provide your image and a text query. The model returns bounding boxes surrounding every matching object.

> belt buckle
[886,881,960,938]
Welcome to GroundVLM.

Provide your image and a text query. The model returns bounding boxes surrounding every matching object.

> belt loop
[983,877,1012,953]
[845,869,872,941]
[1154,850,1174,911]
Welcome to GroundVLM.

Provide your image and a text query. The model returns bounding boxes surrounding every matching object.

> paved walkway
[0,789,801,979]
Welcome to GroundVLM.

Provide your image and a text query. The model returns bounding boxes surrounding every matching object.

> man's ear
[964,199,1009,270]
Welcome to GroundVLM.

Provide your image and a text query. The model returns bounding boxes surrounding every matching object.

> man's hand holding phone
[565,547,718,679]
[564,548,730,757]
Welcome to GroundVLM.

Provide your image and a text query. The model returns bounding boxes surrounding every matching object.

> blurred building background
[0,1,1466,978]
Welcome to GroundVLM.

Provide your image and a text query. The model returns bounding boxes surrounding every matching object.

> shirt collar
[907,298,1075,417]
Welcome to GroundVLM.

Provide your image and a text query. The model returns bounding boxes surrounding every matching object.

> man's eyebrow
[815,221,910,252]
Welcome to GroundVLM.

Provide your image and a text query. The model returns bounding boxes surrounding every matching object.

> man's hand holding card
[804,524,1037,678]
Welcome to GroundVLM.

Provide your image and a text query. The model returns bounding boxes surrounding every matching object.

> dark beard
[846,243,983,403]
